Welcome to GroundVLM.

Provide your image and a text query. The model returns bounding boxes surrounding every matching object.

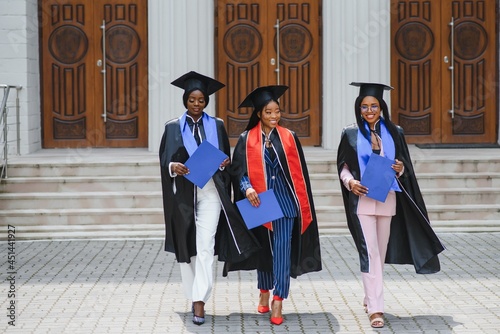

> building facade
[1,0,498,155]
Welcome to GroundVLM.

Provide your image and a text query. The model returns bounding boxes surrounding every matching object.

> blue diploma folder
[236,189,285,229]
[360,153,396,202]
[183,140,228,188]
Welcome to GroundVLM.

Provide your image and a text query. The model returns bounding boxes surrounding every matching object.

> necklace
[264,136,272,148]
[370,130,381,150]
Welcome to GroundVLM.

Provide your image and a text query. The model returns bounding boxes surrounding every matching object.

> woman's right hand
[349,179,368,196]
[245,188,260,207]
[171,162,189,176]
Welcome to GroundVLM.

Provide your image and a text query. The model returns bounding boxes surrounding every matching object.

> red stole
[246,125,313,234]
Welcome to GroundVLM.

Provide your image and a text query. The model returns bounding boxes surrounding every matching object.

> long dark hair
[354,95,400,149]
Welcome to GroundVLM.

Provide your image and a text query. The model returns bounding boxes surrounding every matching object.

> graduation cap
[238,85,288,109]
[350,82,393,100]
[171,71,225,96]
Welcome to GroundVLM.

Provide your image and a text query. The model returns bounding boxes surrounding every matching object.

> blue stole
[357,119,401,192]
[179,112,219,156]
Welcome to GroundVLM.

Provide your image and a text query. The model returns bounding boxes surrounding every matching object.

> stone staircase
[1,148,499,240]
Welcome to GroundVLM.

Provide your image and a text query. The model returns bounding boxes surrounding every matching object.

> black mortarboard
[238,85,288,109]
[171,71,225,95]
[350,82,393,100]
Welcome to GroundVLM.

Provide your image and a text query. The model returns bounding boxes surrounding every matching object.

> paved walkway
[1,233,498,333]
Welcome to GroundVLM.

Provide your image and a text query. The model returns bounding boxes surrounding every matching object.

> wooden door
[40,0,148,148]
[391,0,497,144]
[216,0,322,146]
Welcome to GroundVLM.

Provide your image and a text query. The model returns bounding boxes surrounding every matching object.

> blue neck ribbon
[357,119,401,192]
[179,112,219,156]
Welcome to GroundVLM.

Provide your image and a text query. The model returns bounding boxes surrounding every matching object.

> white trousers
[179,179,221,303]
[359,214,392,315]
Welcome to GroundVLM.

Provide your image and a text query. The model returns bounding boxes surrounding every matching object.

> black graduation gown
[337,124,445,274]
[159,117,260,264]
[224,129,322,278]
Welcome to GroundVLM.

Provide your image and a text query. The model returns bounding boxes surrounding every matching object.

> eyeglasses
[360,104,380,113]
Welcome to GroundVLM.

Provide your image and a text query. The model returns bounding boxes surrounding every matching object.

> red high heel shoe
[257,289,270,313]
[270,296,283,325]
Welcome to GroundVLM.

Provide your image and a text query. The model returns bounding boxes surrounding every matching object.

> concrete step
[6,187,495,211]
[428,204,500,221]
[311,187,500,207]
[0,208,163,226]
[309,173,338,190]
[304,157,500,174]
[314,204,500,222]
[411,157,500,173]
[309,172,500,190]
[6,155,500,178]
[419,188,500,205]
[415,172,500,188]
[0,176,161,193]
[5,161,160,178]
[0,191,163,210]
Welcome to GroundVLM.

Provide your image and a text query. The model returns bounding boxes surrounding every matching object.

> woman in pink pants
[337,82,445,328]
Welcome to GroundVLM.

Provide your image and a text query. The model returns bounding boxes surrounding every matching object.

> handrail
[1,84,23,179]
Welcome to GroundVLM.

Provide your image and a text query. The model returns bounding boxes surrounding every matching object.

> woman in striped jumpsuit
[227,85,322,325]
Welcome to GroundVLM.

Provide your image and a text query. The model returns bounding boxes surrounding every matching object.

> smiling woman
[227,85,322,326]
[259,102,281,145]
[336,81,444,329]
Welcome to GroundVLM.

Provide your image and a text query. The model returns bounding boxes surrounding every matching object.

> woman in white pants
[159,71,258,325]
[178,179,220,311]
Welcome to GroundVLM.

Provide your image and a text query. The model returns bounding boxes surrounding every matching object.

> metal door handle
[274,19,280,84]
[448,17,455,119]
[100,20,107,122]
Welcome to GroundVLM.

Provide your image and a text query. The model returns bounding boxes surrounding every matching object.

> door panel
[95,1,148,147]
[217,1,271,140]
[275,1,321,141]
[391,0,497,144]
[40,0,148,148]
[391,1,441,143]
[441,0,496,143]
[216,0,321,146]
[41,1,95,147]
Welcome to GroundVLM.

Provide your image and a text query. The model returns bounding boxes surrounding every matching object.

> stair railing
[1,84,22,179]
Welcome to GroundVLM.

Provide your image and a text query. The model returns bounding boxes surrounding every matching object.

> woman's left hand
[220,157,230,168]
[392,159,404,174]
